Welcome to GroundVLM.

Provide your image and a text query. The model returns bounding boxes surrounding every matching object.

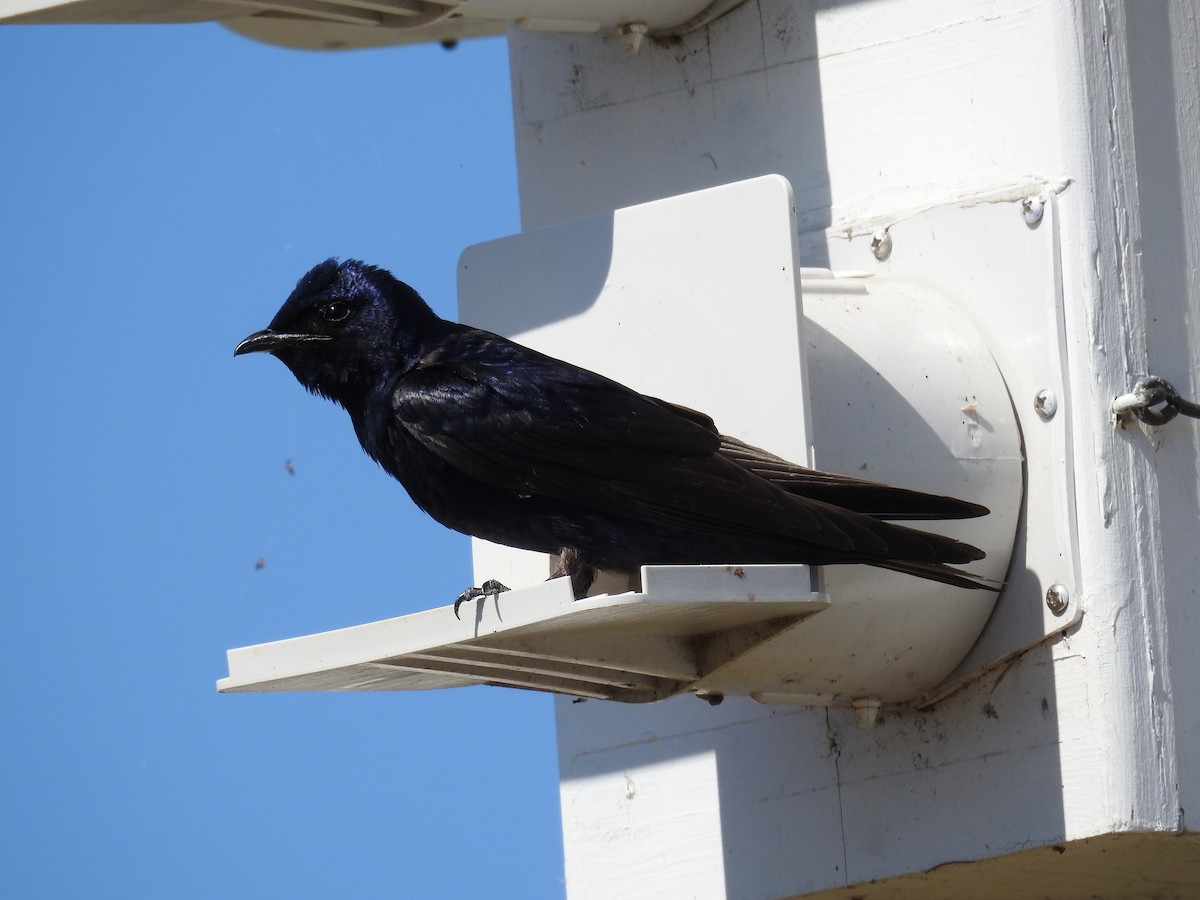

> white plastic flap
[459,174,813,590]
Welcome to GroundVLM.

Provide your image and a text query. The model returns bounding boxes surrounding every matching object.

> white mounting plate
[218,566,828,703]
[819,188,1083,703]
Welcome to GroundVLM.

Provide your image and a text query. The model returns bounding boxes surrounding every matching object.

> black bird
[235,259,993,607]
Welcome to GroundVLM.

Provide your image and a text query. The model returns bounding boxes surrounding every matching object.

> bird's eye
[319,301,352,323]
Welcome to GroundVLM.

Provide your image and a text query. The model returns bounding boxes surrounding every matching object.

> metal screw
[1046,583,1070,616]
[618,22,648,53]
[1034,389,1058,420]
[1021,195,1045,226]
[852,697,881,728]
[870,228,892,261]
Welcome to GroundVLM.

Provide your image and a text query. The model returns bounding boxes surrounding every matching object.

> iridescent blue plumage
[236,259,992,598]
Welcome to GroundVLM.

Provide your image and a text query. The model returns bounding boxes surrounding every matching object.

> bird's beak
[234,329,332,356]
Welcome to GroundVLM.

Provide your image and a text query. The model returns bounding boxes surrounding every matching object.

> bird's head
[235,258,439,409]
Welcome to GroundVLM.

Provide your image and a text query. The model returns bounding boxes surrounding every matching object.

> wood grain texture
[1052,0,1198,837]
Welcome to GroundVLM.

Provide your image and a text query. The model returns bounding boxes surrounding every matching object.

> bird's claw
[453,579,510,619]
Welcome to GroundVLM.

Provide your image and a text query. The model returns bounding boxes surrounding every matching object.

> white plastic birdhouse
[457,174,1026,707]
[220,175,1038,711]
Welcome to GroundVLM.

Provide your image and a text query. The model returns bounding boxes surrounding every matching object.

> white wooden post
[503,2,1199,895]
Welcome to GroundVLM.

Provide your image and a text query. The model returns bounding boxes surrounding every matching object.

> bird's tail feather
[869,559,1003,591]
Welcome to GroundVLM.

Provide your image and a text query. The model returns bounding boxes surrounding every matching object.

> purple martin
[235,259,992,601]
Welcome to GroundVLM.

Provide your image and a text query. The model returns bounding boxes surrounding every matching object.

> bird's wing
[393,344,903,557]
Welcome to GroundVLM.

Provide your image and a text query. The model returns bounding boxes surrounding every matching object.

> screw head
[1034,389,1058,420]
[852,697,882,728]
[1021,195,1045,226]
[870,228,893,261]
[618,21,648,53]
[1046,583,1070,616]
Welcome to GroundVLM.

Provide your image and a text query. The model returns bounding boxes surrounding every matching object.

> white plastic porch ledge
[217,565,827,703]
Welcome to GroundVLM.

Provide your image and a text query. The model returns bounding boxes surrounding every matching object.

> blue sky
[1,22,565,898]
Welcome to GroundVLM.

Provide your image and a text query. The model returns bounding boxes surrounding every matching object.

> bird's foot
[453,579,509,619]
